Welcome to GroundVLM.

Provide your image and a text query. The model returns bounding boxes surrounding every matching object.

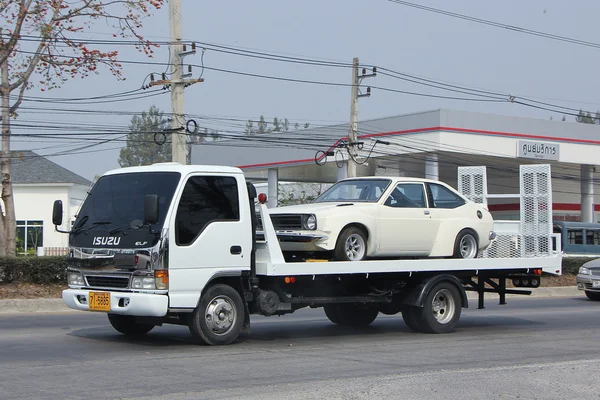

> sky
[11,0,600,181]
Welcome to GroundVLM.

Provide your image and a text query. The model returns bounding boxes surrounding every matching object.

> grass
[0,274,577,300]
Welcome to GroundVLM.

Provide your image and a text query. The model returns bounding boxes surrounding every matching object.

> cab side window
[427,183,465,209]
[175,176,239,246]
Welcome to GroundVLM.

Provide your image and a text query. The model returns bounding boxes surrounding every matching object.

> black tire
[333,227,367,261]
[410,281,462,334]
[585,291,600,301]
[323,304,341,324]
[323,303,378,326]
[189,284,245,345]
[400,306,422,332]
[453,229,479,259]
[107,314,155,336]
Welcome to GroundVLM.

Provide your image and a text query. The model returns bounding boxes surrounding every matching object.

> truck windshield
[314,179,391,203]
[71,172,180,241]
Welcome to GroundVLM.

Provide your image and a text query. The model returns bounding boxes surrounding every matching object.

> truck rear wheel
[107,314,155,336]
[323,303,378,326]
[400,306,422,332]
[189,284,245,345]
[409,281,462,334]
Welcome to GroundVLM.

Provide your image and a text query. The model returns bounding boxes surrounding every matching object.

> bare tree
[0,0,163,256]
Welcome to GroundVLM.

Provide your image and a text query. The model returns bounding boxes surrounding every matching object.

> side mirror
[144,195,159,224]
[52,200,63,226]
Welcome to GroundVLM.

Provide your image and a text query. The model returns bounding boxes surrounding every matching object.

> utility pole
[150,0,202,164]
[347,57,375,178]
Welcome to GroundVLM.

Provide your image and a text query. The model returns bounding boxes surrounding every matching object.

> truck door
[168,174,252,308]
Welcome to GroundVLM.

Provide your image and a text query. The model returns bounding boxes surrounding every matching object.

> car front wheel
[585,291,600,301]
[333,227,367,261]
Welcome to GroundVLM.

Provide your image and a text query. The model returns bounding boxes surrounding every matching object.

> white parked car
[267,177,495,261]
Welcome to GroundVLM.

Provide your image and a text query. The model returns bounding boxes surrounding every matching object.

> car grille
[270,214,303,230]
[85,275,129,289]
[591,268,600,277]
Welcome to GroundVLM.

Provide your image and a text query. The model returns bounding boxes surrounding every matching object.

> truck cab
[58,164,253,322]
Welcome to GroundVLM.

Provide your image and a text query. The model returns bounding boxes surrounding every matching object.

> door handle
[424,210,430,215]
[230,245,242,255]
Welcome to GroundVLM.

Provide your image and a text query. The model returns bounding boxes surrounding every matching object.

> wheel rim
[204,295,237,335]
[459,234,477,258]
[431,288,456,324]
[345,233,366,261]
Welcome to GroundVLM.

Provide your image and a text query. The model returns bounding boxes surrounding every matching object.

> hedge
[0,256,68,284]
[0,255,595,285]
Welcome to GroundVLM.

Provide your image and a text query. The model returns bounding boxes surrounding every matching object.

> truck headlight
[303,214,317,230]
[131,276,156,289]
[579,267,591,275]
[68,272,84,286]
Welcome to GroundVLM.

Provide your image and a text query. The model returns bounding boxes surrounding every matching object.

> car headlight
[303,214,317,230]
[131,276,156,289]
[579,267,591,275]
[68,272,84,286]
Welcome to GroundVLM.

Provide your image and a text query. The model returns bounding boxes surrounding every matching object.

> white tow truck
[55,163,562,345]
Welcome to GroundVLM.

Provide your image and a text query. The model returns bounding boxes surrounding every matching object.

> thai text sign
[517,140,559,161]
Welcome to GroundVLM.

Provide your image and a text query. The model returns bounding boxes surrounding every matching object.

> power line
[386,0,600,49]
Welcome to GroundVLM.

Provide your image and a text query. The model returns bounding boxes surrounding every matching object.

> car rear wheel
[453,230,478,259]
[585,291,600,301]
[333,227,367,261]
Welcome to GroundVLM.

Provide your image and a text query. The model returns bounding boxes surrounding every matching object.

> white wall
[14,183,89,249]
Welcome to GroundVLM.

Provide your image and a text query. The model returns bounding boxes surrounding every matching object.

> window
[427,183,465,209]
[384,183,426,208]
[315,179,391,202]
[586,230,600,245]
[567,230,583,245]
[16,220,43,254]
[175,176,240,246]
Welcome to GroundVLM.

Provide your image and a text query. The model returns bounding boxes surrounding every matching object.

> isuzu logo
[93,236,121,246]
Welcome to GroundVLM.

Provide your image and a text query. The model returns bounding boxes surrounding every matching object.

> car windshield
[72,172,181,235]
[314,179,391,203]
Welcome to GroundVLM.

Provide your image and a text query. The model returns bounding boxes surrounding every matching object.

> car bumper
[576,275,600,292]
[62,289,169,317]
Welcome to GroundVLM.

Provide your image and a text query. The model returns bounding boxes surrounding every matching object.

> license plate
[89,292,110,312]
[593,281,600,288]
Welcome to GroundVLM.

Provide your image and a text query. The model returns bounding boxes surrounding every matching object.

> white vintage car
[266,177,495,261]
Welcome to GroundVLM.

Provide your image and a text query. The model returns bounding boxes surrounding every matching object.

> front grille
[85,275,129,289]
[271,214,303,230]
[591,269,600,277]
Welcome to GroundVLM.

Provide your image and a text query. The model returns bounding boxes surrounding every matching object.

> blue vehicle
[553,221,600,255]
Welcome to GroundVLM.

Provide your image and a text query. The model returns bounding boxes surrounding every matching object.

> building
[191,109,600,222]
[12,151,91,255]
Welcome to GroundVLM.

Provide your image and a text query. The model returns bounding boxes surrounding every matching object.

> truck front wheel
[323,303,378,326]
[409,281,462,334]
[189,284,245,345]
[107,314,155,336]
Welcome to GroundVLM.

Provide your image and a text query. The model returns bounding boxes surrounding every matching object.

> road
[0,296,599,400]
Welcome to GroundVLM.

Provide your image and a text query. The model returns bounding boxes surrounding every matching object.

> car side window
[175,175,240,246]
[427,183,465,209]
[384,183,426,208]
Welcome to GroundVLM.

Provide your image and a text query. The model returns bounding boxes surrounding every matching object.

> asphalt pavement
[1,294,599,399]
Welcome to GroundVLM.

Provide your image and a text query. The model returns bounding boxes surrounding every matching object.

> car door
[378,182,438,255]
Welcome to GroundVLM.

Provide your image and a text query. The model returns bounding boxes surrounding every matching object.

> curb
[0,287,583,315]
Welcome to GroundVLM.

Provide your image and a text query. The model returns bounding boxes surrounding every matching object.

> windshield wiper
[109,219,144,235]
[72,221,111,234]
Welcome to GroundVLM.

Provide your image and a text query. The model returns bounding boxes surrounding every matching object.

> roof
[104,162,244,176]
[12,150,92,186]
